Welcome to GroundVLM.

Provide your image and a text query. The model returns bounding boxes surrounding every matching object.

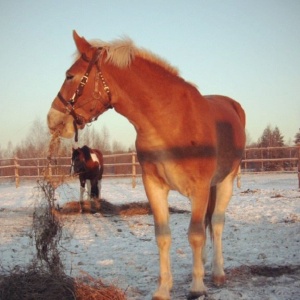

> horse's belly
[144,159,216,196]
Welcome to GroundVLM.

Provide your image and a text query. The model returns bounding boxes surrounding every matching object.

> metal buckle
[80,75,88,86]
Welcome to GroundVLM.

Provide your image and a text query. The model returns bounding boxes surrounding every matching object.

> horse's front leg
[188,187,210,299]
[97,179,102,199]
[143,174,172,300]
[79,177,86,201]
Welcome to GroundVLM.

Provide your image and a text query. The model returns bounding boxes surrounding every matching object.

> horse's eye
[66,73,74,80]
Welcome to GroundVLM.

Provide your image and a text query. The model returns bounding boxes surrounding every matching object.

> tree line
[0,119,299,160]
[244,125,299,171]
[0,118,135,159]
[247,125,300,148]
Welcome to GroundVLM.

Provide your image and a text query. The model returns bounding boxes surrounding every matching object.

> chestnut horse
[71,145,103,200]
[48,31,246,300]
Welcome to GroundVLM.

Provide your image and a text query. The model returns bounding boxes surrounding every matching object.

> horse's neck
[106,58,197,143]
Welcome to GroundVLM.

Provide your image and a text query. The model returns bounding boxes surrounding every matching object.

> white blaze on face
[47,108,75,138]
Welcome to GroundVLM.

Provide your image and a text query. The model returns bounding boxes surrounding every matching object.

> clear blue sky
[0,0,299,149]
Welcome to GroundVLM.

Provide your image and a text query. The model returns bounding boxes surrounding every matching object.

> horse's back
[205,95,245,128]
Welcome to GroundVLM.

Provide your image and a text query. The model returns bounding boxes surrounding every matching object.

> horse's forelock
[103,38,136,69]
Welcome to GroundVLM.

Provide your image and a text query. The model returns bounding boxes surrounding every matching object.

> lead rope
[73,120,79,142]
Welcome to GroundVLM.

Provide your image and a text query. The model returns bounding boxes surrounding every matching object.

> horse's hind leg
[87,180,92,200]
[90,179,99,200]
[211,173,235,285]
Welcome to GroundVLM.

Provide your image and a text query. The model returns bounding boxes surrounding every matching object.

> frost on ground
[0,173,299,300]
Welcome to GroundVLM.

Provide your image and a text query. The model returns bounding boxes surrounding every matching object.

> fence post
[132,152,136,188]
[237,165,241,188]
[297,143,300,189]
[14,156,19,188]
[48,159,52,178]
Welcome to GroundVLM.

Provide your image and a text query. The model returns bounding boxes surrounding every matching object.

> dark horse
[48,31,246,299]
[71,145,104,200]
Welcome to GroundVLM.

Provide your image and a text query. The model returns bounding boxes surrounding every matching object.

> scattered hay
[270,193,284,198]
[283,213,300,223]
[226,264,300,281]
[0,266,126,300]
[57,199,151,216]
[75,272,126,300]
[0,266,75,300]
[241,189,258,194]
[57,199,190,216]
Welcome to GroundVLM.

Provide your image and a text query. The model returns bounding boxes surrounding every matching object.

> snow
[0,174,299,300]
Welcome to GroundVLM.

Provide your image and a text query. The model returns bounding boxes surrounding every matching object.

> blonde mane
[89,38,179,75]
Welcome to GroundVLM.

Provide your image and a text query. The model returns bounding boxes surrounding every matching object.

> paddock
[0,173,299,299]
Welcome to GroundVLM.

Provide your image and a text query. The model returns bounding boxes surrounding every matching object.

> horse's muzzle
[47,108,76,138]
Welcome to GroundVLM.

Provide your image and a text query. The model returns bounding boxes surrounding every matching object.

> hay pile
[0,266,125,300]
[57,199,152,216]
[56,199,189,216]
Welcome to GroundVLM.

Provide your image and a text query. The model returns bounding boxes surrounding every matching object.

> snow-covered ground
[0,173,299,300]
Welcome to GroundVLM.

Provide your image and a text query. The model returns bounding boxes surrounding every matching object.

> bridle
[56,47,112,141]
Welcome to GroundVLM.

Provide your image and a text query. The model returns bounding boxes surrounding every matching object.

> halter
[56,48,112,141]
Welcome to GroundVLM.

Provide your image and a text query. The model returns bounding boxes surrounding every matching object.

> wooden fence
[242,146,299,173]
[0,146,299,188]
[0,153,142,188]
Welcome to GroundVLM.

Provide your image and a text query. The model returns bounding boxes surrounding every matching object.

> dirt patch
[271,193,284,198]
[56,199,190,216]
[240,189,258,194]
[226,264,300,281]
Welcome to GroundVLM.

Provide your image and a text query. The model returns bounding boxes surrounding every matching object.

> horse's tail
[205,186,216,240]
[230,99,246,129]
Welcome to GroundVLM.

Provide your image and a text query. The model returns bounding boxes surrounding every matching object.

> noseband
[56,48,112,141]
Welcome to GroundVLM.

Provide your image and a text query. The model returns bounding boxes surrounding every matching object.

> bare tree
[112,140,126,153]
[15,118,51,158]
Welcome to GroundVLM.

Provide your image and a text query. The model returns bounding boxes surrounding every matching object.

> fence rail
[0,146,299,188]
[0,152,141,188]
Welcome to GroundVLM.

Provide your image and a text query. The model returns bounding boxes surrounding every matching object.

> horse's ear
[73,30,92,55]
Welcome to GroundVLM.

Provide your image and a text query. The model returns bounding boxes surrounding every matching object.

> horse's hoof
[152,297,170,300]
[212,274,226,286]
[152,287,171,300]
[187,291,207,300]
[152,294,170,300]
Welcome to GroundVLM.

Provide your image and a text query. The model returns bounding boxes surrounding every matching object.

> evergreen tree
[258,125,273,147]
[294,129,300,144]
[273,126,285,147]
[258,125,285,147]
[258,125,285,171]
